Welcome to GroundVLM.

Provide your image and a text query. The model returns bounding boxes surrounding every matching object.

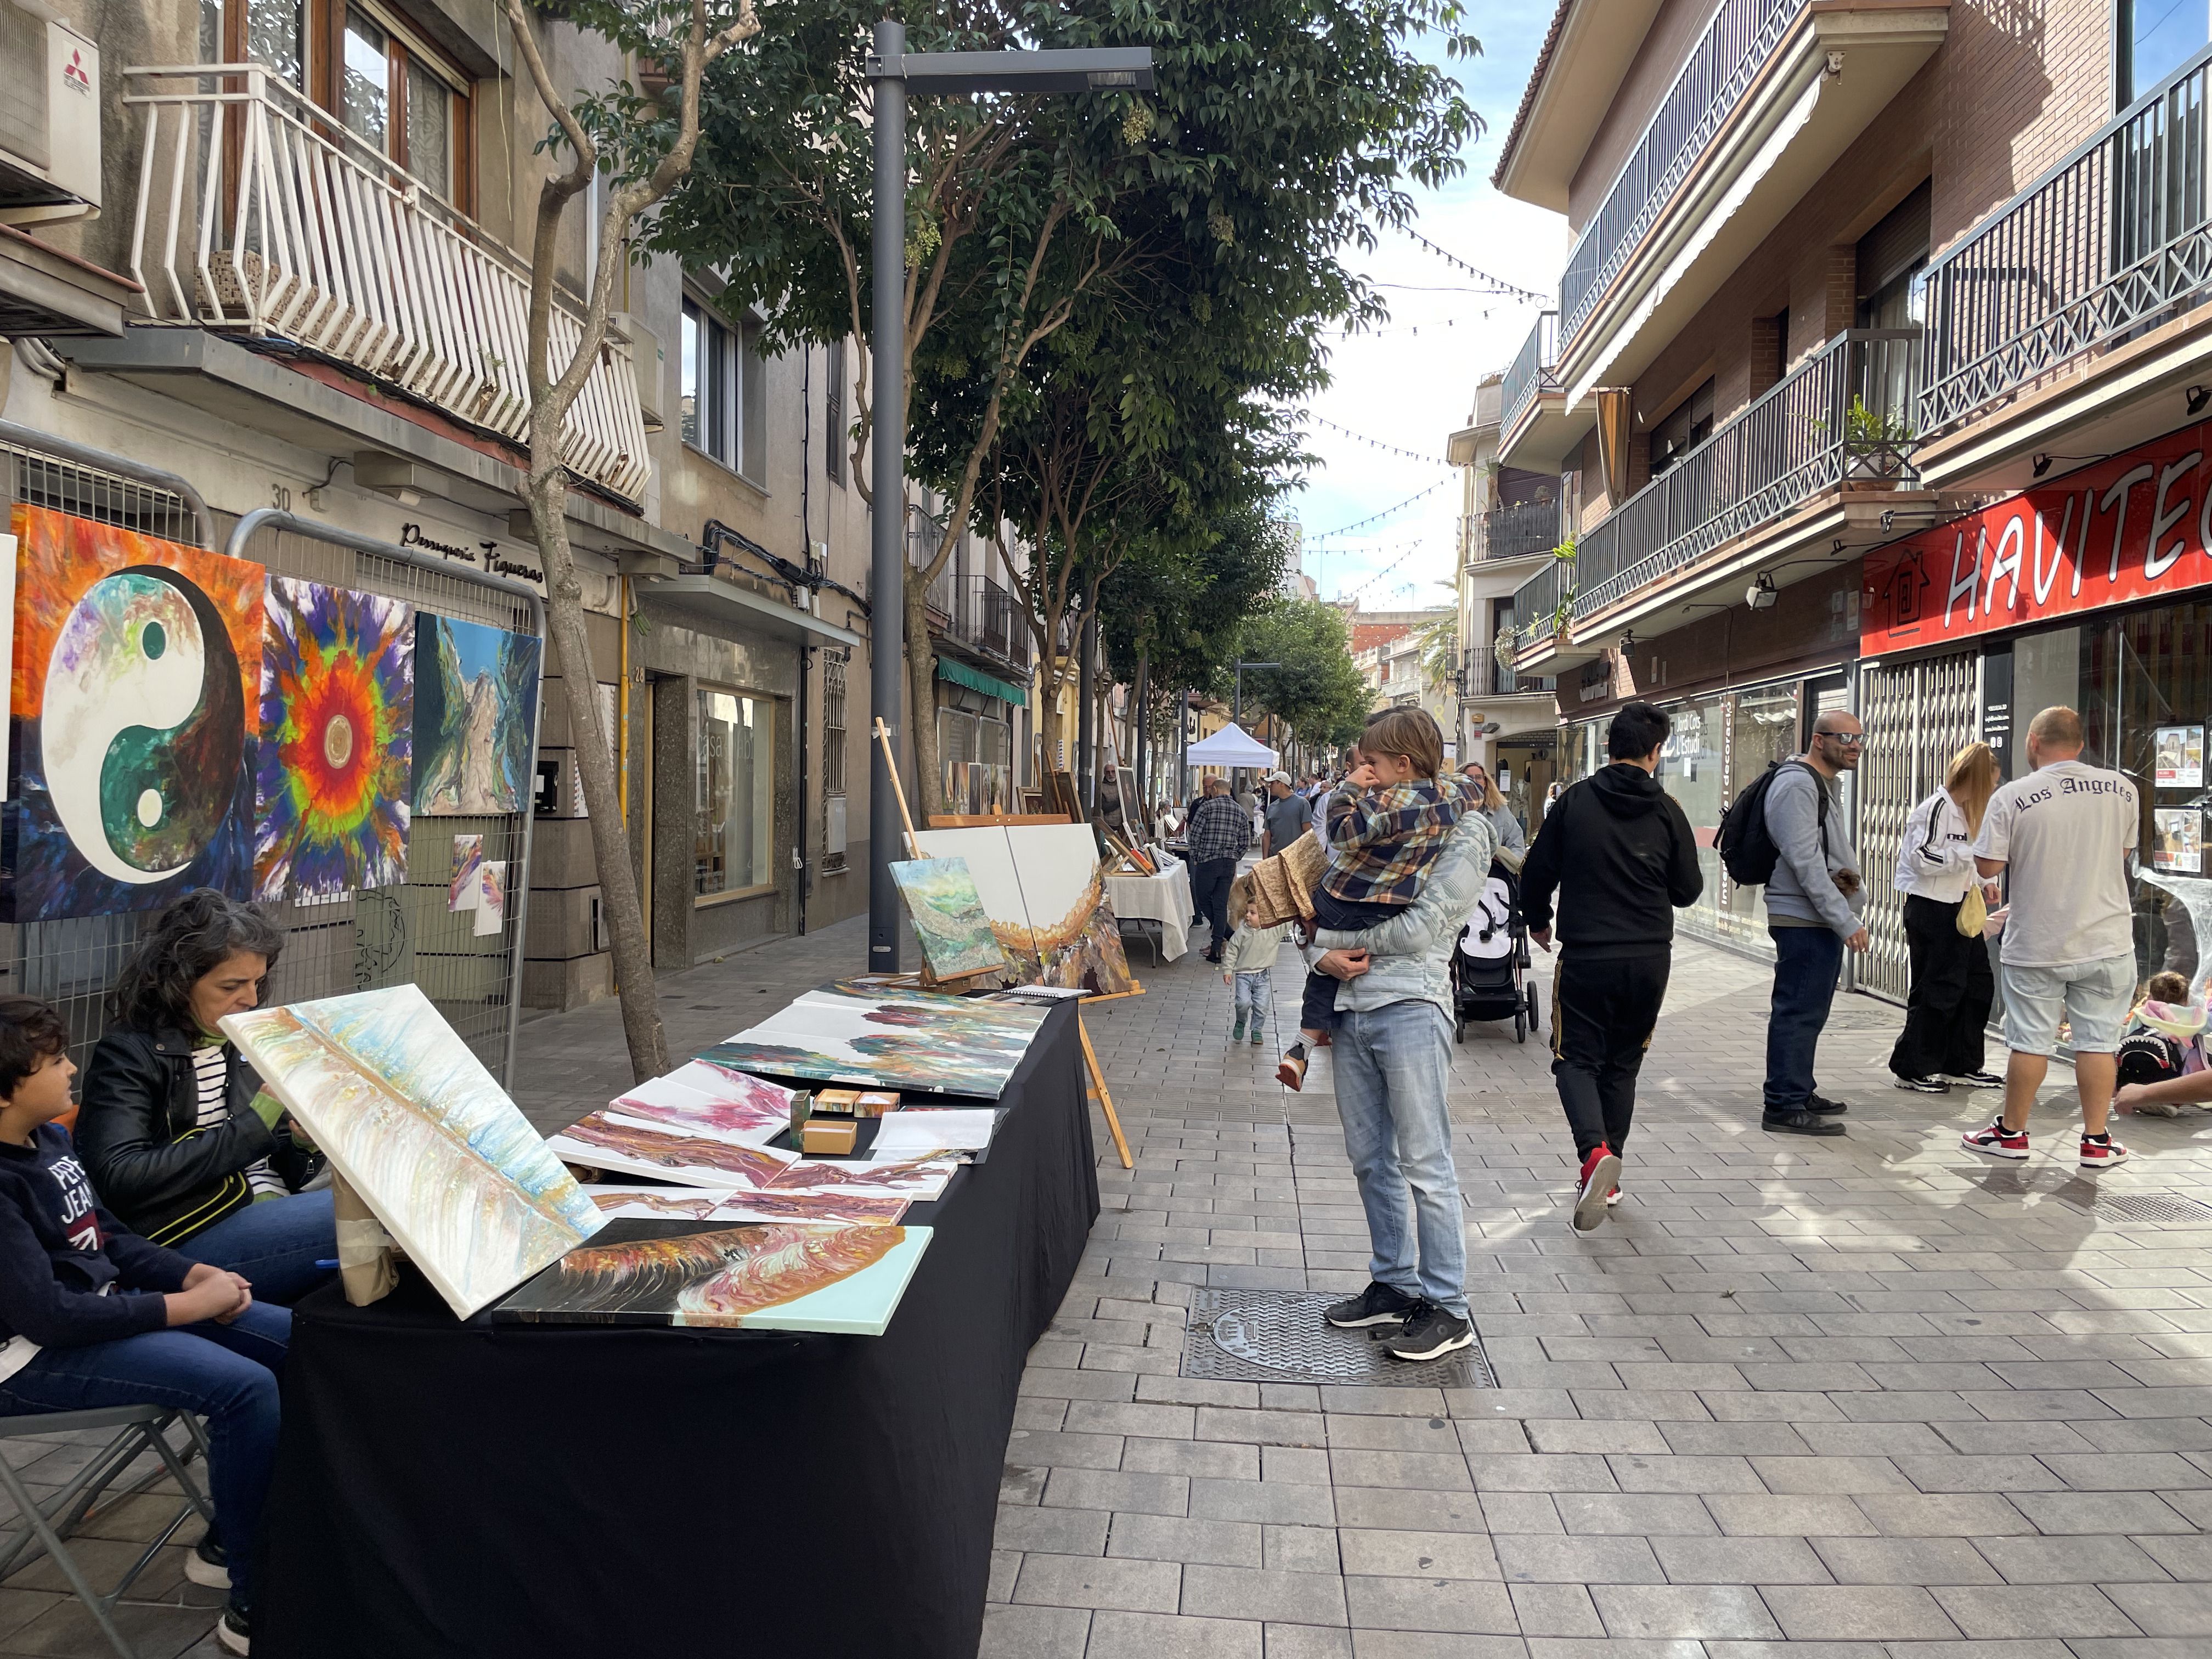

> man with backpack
[1521,701,1702,1232]
[1731,711,1869,1135]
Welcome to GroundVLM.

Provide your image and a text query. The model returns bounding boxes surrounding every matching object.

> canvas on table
[414,613,542,815]
[888,856,1009,983]
[600,1068,791,1146]
[6,505,266,921]
[698,983,1046,1098]
[582,1185,910,1225]
[253,575,415,903]
[492,1222,933,1336]
[221,984,603,1318]
[549,1109,957,1199]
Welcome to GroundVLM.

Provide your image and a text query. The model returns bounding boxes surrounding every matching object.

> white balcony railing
[123,65,650,502]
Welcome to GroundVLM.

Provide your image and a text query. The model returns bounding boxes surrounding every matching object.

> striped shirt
[193,1043,285,1199]
[1321,772,1479,906]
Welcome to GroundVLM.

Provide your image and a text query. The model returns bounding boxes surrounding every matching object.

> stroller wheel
[1526,983,1541,1034]
[1514,1008,1527,1043]
[1454,1014,1467,1044]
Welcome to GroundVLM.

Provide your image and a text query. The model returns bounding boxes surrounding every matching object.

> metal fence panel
[1857,651,1981,999]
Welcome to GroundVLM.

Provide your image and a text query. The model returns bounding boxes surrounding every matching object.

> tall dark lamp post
[864,26,1154,972]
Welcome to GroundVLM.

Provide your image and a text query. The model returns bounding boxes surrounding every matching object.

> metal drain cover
[1181,1288,1491,1389]
[2079,1192,2212,1225]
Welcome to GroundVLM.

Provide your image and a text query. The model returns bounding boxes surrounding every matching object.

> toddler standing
[1220,874,1289,1047]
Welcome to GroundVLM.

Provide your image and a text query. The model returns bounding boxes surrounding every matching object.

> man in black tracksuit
[1520,701,1703,1234]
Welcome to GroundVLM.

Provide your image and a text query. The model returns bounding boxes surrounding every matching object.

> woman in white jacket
[1889,741,2004,1092]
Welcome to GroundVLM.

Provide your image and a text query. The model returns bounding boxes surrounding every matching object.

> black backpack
[1716,759,1827,887]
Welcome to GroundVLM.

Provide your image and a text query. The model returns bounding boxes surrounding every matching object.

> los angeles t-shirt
[1972,758,2138,967]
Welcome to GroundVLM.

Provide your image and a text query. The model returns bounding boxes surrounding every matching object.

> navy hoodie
[0,1124,191,1356]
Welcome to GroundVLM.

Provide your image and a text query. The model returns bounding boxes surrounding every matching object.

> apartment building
[1490,0,2212,990]
[0,0,873,1025]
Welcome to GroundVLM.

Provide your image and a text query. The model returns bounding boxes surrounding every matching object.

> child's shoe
[1250,1027,1265,1047]
[1276,1042,1308,1091]
[1232,1016,1246,1044]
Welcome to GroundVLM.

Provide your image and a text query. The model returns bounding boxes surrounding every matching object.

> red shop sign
[1862,419,2212,654]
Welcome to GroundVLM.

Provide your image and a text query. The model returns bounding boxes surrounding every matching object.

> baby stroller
[1452,858,1541,1043]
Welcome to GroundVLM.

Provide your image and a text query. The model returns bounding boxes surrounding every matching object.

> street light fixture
[865,24,1156,973]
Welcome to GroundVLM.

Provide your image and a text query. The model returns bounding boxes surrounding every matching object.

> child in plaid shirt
[1277,709,1477,1091]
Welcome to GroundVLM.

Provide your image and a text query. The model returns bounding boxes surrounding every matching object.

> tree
[503,0,759,1081]
[1237,597,1372,753]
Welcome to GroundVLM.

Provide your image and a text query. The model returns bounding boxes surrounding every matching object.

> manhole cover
[2079,1192,2212,1225]
[1181,1288,1491,1389]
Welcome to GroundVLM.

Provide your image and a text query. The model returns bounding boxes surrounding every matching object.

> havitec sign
[1863,419,2212,655]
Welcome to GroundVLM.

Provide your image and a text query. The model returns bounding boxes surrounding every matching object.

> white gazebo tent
[1186,726,1279,770]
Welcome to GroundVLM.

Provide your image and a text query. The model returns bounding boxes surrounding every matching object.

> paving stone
[1550,1492,1717,1536]
[1109,1513,1265,1569]
[1192,1477,1338,1526]
[1045,1468,1191,1517]
[1758,1583,1962,1640]
[1588,1583,1784,1640]
[1807,1535,2000,1585]
[1928,1583,2146,1637]
[1182,1565,1350,1627]
[1980,1532,2174,1583]
[1703,1493,1877,1536]
[2005,1490,2198,1533]
[979,1602,1091,1657]
[1334,1487,1491,1533]
[995,1504,1112,1556]
[1335,1530,1501,1581]
[1506,1581,1606,1637]
[1088,1609,1265,1657]
[1492,1532,1665,1584]
[2100,1581,2212,1637]
[1649,1533,1832,1583]
[1013,1552,1183,1613]
[1342,1575,1520,1635]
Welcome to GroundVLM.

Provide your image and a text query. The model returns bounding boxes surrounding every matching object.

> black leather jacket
[76,1025,312,1248]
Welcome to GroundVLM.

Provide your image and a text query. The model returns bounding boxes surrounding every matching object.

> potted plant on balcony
[1840,396,1915,489]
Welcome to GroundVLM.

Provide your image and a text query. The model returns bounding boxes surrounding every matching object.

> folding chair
[0,1406,216,1659]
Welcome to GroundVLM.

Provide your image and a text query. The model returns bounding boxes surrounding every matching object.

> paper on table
[871,1109,998,1153]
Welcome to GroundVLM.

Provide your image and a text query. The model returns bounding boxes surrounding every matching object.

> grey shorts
[2000,955,2135,1056]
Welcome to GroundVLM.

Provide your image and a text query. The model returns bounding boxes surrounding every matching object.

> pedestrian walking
[1962,705,2138,1169]
[1185,777,1250,963]
[1220,873,1287,1048]
[1307,788,1496,1362]
[1758,710,1870,1135]
[1519,701,1702,1232]
[1889,741,2004,1093]
[1261,770,1308,858]
[1458,760,1527,857]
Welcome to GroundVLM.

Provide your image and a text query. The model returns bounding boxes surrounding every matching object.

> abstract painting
[582,1185,910,1225]
[413,613,540,815]
[602,1068,791,1146]
[6,506,265,921]
[549,1110,957,1199]
[474,860,506,938]
[889,857,1009,983]
[698,985,1047,1098]
[253,575,414,902]
[221,983,602,1318]
[449,834,482,912]
[493,1222,933,1335]
[910,822,1135,994]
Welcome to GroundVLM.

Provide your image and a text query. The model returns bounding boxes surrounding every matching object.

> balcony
[1917,44,2212,479]
[940,575,1032,674]
[1480,498,1562,563]
[1498,311,1583,469]
[1545,0,1946,411]
[122,65,649,501]
[1514,329,1939,667]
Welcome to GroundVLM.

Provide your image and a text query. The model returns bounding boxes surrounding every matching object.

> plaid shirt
[1186,794,1252,864]
[1322,773,1477,905]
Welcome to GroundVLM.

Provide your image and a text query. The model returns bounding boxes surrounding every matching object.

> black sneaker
[1382,1302,1475,1361]
[1323,1280,1419,1329]
[1806,1093,1851,1114]
[217,1602,250,1656]
[1891,1075,1950,1094]
[1763,1109,1846,1136]
[1944,1070,2005,1088]
[185,1533,229,1589]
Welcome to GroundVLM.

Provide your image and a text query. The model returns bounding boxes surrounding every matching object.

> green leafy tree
[1237,597,1371,754]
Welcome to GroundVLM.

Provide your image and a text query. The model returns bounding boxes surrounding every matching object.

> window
[825,340,846,486]
[822,657,848,873]
[2119,0,2209,105]
[1649,379,1714,477]
[682,297,768,483]
[696,690,775,897]
[337,2,467,199]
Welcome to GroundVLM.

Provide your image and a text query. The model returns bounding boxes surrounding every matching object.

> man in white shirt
[1965,706,2138,1169]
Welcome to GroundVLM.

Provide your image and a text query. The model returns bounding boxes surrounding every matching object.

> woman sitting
[76,889,335,1304]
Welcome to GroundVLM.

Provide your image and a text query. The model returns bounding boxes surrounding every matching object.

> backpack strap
[1784,758,1831,859]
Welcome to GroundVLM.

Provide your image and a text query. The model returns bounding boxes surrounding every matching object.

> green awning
[935,654,1029,708]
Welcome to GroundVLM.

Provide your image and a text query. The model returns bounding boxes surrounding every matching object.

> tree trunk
[526,449,669,1083]
[902,569,940,825]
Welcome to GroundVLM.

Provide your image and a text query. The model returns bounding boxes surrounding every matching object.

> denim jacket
[1311,809,1499,1022]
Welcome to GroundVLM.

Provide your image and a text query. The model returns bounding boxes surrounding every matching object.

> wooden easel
[874,719,1133,1167]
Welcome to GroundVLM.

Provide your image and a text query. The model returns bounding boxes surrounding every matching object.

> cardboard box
[801,1118,859,1155]
[854,1091,900,1118]
[813,1089,864,1116]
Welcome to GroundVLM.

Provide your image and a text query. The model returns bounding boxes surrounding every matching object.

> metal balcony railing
[1510,558,1573,651]
[1499,311,1560,436]
[1558,0,1809,348]
[938,575,1032,673]
[1490,659,1556,697]
[1481,499,1562,561]
[123,65,650,500]
[1920,43,2212,432]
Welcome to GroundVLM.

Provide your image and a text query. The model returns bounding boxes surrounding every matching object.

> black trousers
[1551,951,1671,1161]
[1192,858,1238,952]
[1889,893,1995,1079]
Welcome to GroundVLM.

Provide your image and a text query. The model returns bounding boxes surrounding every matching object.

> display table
[258,1004,1095,1659]
[1105,854,1196,963]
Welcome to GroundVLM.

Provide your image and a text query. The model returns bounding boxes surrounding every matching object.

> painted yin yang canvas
[6,506,266,921]
[413,613,540,815]
[222,983,603,1318]
[252,576,415,902]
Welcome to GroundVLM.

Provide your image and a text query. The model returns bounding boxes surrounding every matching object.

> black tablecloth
[259,1003,1096,1659]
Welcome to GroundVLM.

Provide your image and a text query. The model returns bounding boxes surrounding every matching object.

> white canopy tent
[1185,726,1279,769]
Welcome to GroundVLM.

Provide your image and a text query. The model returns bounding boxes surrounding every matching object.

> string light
[1396,228,1550,304]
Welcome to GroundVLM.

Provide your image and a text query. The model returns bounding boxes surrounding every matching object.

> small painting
[889,856,1009,983]
[449,834,482,912]
[698,983,1047,1099]
[475,860,506,937]
[252,575,414,902]
[2155,726,2205,789]
[6,506,266,921]
[413,614,541,815]
[2154,808,2202,872]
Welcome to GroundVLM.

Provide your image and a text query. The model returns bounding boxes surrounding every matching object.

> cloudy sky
[1279,1,1569,611]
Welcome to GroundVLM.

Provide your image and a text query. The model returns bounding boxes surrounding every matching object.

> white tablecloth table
[1104,854,1197,964]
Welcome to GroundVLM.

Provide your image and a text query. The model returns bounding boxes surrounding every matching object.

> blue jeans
[0,1302,289,1609]
[1765,925,1847,1111]
[1233,970,1272,1031]
[1330,998,1467,1317]
[178,1189,336,1306]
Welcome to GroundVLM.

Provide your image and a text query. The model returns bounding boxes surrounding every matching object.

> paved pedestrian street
[4,917,2211,1657]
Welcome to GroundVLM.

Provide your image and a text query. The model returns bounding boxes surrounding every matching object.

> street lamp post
[864,28,1154,972]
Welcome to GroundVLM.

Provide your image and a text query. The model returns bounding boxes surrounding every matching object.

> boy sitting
[0,994,283,1657]
[1277,710,1476,1090]
[2114,970,2211,1118]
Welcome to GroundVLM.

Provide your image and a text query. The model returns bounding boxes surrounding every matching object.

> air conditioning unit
[0,0,101,225]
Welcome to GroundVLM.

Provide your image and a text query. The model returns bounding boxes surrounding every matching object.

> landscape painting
[414,613,540,815]
[910,822,1133,994]
[492,1222,933,1336]
[889,857,1009,983]
[7,505,266,921]
[253,575,415,902]
[221,984,603,1318]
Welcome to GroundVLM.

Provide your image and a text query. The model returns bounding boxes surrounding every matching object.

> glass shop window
[696,689,775,898]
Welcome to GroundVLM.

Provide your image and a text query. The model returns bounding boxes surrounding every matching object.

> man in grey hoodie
[1760,711,1870,1135]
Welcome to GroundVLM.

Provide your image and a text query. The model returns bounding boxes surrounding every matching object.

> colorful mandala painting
[252,576,415,901]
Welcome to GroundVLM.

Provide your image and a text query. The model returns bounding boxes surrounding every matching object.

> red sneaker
[1604,1186,1622,1207]
[1961,1118,2029,1160]
[1570,1146,1620,1234]
[2079,1133,2130,1170]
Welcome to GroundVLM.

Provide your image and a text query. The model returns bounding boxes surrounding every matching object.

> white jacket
[1892,787,1978,902]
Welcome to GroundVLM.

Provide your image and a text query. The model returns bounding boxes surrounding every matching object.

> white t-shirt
[1972,758,2138,967]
